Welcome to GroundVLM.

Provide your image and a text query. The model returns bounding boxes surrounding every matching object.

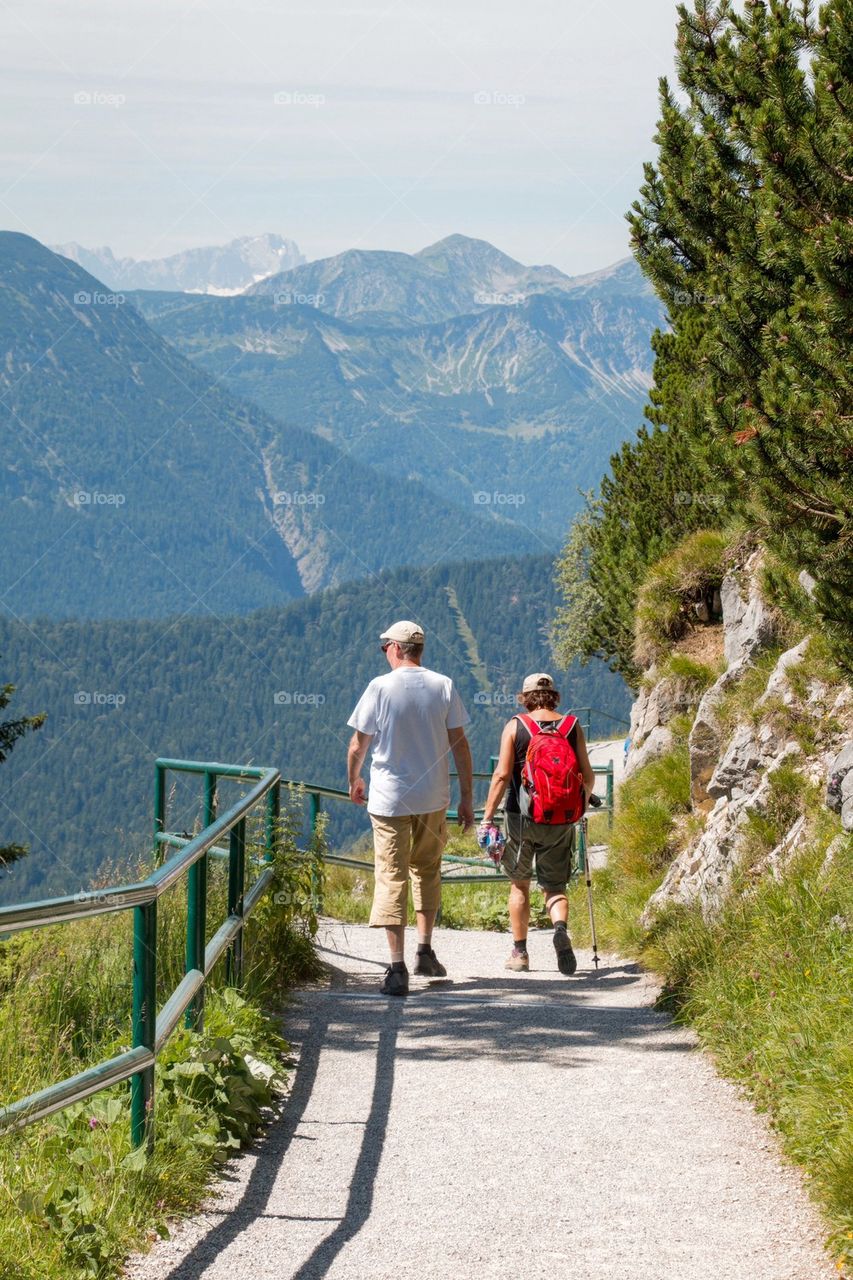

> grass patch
[0,803,325,1280]
[634,529,731,668]
[645,832,853,1270]
[661,652,722,692]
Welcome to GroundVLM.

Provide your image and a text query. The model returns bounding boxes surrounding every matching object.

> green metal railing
[285,759,614,891]
[0,759,281,1151]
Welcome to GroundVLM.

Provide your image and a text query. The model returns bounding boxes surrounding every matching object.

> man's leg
[369,814,413,994]
[409,811,447,976]
[385,923,406,963]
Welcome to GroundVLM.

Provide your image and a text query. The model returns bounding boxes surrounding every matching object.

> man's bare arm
[448,726,474,829]
[347,730,372,805]
[483,719,516,823]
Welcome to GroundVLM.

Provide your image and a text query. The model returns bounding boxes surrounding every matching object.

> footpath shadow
[146,955,690,1279]
[154,978,402,1280]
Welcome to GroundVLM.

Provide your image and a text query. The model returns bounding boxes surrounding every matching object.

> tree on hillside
[553,420,739,684]
[628,0,852,670]
[1,684,45,867]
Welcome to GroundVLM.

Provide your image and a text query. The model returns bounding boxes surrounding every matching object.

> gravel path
[126,922,833,1280]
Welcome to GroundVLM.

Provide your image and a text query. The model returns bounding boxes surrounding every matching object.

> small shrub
[661,652,720,692]
[634,529,731,668]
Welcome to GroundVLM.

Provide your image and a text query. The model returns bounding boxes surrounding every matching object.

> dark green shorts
[500,811,575,891]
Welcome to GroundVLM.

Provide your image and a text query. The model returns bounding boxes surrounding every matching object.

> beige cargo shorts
[368,809,448,927]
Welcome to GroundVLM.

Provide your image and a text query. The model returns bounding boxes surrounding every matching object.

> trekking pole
[583,794,602,970]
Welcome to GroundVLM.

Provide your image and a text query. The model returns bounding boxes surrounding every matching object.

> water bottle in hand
[477,821,505,864]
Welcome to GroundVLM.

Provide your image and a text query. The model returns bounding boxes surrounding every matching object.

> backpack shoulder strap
[516,713,540,737]
[556,713,578,739]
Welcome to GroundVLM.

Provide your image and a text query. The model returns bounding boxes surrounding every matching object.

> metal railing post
[131,899,157,1150]
[226,817,246,986]
[309,792,323,914]
[185,771,215,1029]
[154,762,166,863]
[265,780,280,862]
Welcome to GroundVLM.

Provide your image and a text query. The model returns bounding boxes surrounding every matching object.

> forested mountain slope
[0,553,629,903]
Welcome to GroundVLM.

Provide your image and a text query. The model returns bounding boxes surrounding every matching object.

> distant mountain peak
[415,233,525,273]
[50,233,305,295]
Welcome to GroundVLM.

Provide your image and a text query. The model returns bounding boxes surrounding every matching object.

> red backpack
[517,713,584,824]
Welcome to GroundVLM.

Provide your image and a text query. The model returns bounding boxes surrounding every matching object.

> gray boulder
[756,637,810,709]
[826,740,853,814]
[644,742,801,921]
[689,666,743,809]
[707,724,763,799]
[623,725,673,781]
[721,550,778,669]
[625,673,696,778]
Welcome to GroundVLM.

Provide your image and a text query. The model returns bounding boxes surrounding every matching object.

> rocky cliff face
[624,551,853,920]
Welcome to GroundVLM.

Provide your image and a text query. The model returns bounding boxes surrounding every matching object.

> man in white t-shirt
[347,620,474,996]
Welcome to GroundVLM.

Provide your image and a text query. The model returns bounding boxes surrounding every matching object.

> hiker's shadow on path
[150,986,402,1280]
[147,958,690,1280]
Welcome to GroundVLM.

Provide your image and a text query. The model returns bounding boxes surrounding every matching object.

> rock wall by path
[625,550,853,923]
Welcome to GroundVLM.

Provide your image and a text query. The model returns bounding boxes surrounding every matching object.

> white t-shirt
[348,665,470,817]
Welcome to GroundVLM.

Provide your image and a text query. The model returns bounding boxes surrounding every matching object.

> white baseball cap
[521,672,556,693]
[380,620,425,644]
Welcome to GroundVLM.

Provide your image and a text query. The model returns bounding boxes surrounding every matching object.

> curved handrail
[0,760,282,1150]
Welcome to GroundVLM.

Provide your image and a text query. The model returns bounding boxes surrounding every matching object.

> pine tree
[628,0,853,670]
[0,683,45,866]
[553,422,736,683]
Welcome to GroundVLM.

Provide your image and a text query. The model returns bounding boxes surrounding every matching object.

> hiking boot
[553,928,578,976]
[413,947,447,977]
[380,965,409,996]
[505,948,529,972]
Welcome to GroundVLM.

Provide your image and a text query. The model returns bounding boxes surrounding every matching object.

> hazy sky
[1,0,681,274]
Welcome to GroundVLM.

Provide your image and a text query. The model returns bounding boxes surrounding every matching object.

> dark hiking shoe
[380,965,409,996]
[413,947,447,977]
[505,948,530,972]
[553,929,578,976]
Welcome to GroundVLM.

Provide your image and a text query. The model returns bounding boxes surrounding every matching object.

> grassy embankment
[0,800,325,1280]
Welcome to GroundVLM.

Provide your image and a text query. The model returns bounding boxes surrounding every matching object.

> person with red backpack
[479,673,596,975]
